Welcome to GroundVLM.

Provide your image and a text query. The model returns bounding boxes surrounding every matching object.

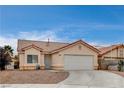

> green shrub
[118,60,124,72]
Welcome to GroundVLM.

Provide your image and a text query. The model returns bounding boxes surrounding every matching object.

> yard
[0,70,69,84]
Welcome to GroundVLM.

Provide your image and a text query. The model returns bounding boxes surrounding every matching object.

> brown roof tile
[17,39,69,52]
[99,44,124,56]
[18,39,100,54]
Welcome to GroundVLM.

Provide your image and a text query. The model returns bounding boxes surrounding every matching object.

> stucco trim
[104,57,124,59]
[21,44,43,51]
[20,66,45,70]
[51,66,64,70]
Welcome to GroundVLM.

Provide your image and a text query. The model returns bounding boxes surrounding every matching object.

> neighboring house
[17,39,100,70]
[98,44,124,70]
[99,44,124,61]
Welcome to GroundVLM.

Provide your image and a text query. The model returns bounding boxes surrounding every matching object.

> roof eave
[50,40,100,54]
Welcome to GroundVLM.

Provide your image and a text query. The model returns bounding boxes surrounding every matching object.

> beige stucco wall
[101,47,124,60]
[104,49,118,58]
[19,48,45,70]
[52,43,98,70]
[19,53,25,68]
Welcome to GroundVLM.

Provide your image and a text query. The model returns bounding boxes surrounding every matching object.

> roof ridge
[50,40,100,54]
[18,39,69,44]
[99,44,124,56]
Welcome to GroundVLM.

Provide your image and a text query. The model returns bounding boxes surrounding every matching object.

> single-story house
[17,39,100,70]
[99,44,124,61]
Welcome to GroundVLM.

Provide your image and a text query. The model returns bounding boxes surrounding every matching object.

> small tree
[0,45,13,71]
[0,47,5,70]
[118,60,124,72]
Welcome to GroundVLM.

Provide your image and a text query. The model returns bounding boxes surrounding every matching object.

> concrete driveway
[58,70,124,88]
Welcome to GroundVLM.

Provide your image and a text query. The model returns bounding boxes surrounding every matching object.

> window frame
[119,48,123,57]
[27,55,38,64]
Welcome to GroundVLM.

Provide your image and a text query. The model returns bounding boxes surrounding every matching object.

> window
[27,55,38,63]
[119,49,123,57]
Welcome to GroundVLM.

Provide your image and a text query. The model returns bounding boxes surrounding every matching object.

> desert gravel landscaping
[0,70,69,84]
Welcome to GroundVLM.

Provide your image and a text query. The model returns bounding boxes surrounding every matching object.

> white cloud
[87,41,111,48]
[0,30,69,54]
[0,36,17,54]
[0,30,114,54]
[18,30,58,41]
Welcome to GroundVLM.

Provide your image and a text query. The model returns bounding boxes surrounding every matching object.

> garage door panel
[64,55,93,70]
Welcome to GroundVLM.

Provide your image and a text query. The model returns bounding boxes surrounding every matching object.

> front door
[44,54,51,69]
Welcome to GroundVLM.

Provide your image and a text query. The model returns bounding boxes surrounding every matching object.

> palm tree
[3,45,13,56]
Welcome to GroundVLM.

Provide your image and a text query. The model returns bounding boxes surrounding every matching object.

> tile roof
[17,39,69,52]
[99,44,124,55]
[18,39,100,54]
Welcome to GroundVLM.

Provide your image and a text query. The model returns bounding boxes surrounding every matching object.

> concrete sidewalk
[58,70,124,88]
[0,84,58,88]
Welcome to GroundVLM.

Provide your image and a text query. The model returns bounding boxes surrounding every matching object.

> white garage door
[64,55,93,70]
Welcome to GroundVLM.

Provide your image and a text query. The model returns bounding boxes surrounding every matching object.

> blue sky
[0,6,124,52]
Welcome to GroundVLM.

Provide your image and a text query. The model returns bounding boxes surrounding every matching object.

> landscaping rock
[100,60,118,70]
[0,70,69,84]
[108,65,118,71]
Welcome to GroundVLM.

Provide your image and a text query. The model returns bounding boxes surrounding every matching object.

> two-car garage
[64,55,94,70]
[51,40,99,70]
